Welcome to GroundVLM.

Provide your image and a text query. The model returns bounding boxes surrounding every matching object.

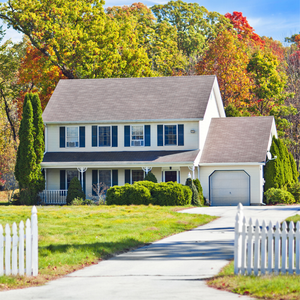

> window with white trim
[99,126,111,147]
[165,125,177,145]
[131,125,144,146]
[132,170,144,183]
[66,127,79,147]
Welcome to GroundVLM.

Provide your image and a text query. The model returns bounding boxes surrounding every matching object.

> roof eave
[199,162,265,166]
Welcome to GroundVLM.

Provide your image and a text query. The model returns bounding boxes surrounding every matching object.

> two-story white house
[40,75,277,206]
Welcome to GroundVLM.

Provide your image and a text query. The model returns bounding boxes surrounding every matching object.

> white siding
[199,90,222,151]
[46,121,200,152]
[199,165,263,205]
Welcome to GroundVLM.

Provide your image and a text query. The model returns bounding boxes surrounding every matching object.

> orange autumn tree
[17,42,66,117]
[196,29,253,109]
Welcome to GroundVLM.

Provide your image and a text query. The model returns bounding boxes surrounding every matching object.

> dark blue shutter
[124,126,130,147]
[178,124,184,146]
[92,126,97,147]
[112,170,118,186]
[112,126,118,147]
[79,126,85,147]
[157,125,163,146]
[145,125,150,147]
[60,170,66,190]
[125,170,131,184]
[92,170,98,196]
[59,127,65,148]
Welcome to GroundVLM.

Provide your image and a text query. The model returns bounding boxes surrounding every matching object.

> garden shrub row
[106,181,192,206]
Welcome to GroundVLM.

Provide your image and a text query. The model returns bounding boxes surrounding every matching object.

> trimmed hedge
[264,188,295,205]
[106,181,192,206]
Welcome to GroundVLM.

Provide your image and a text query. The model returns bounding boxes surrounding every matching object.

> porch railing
[39,190,68,205]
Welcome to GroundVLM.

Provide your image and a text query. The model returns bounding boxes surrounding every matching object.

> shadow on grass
[39,238,144,259]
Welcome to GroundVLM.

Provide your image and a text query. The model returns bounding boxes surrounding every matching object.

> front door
[165,171,177,182]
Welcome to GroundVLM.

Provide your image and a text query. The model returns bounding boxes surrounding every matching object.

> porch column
[77,167,87,190]
[188,165,195,180]
[142,167,152,175]
[44,168,47,190]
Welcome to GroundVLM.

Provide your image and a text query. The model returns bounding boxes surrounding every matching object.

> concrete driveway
[2,205,300,300]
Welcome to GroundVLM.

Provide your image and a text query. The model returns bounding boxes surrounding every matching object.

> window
[132,170,144,183]
[67,170,78,188]
[131,126,144,146]
[66,127,79,147]
[99,126,111,147]
[165,125,177,145]
[99,170,112,188]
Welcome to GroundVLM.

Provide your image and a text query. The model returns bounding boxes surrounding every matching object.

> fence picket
[274,222,281,274]
[261,220,267,275]
[234,203,243,274]
[267,221,273,274]
[247,218,254,275]
[31,206,38,276]
[12,222,18,275]
[26,218,32,276]
[0,225,3,276]
[281,222,288,274]
[254,219,260,275]
[5,224,11,275]
[241,216,247,275]
[19,221,24,276]
[288,221,294,274]
[296,222,300,275]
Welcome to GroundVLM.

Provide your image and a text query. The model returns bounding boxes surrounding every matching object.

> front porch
[39,190,68,205]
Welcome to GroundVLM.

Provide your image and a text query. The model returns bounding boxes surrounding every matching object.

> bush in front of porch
[106,181,192,206]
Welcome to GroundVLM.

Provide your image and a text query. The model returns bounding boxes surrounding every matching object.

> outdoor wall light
[190,129,196,133]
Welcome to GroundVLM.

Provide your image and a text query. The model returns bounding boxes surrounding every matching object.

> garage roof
[200,116,275,164]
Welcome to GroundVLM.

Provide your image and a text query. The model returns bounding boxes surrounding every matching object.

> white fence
[39,190,67,205]
[234,203,300,275]
[0,206,38,276]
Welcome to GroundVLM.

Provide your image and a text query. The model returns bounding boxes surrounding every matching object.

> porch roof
[42,150,200,166]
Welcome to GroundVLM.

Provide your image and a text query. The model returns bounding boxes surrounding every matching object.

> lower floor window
[132,170,144,183]
[99,170,112,188]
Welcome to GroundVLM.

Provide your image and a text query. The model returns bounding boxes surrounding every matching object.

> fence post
[31,206,38,276]
[247,218,254,275]
[234,203,243,274]
[0,225,3,276]
[241,216,247,275]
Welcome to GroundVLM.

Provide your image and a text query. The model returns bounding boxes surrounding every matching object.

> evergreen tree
[290,153,299,183]
[31,93,44,164]
[264,137,284,191]
[66,177,86,205]
[185,178,201,206]
[144,172,158,183]
[14,97,37,204]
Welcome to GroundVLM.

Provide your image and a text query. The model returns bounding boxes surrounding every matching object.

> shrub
[193,178,204,206]
[288,182,300,203]
[66,177,85,205]
[185,178,201,206]
[71,197,84,205]
[144,172,158,183]
[264,188,295,205]
[106,184,151,205]
[106,181,191,206]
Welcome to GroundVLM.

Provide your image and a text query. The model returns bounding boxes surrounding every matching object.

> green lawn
[0,204,216,290]
[208,214,300,300]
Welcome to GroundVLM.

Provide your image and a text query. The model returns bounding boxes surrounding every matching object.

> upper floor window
[157,124,184,146]
[60,126,85,148]
[66,127,79,147]
[92,125,118,147]
[99,126,111,147]
[131,126,144,147]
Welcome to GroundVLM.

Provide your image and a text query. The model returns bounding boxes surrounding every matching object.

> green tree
[14,96,37,204]
[151,0,231,58]
[144,172,158,183]
[0,0,152,79]
[185,177,201,206]
[289,152,299,183]
[66,177,85,205]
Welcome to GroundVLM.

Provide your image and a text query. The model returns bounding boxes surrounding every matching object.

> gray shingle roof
[42,150,200,164]
[43,76,216,123]
[200,117,274,164]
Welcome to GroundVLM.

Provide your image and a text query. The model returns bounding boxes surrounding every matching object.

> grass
[0,203,216,290]
[208,214,300,300]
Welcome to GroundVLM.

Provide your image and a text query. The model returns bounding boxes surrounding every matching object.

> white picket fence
[0,206,38,276]
[234,203,300,275]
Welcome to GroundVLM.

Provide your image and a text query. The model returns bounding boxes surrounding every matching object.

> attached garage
[209,170,250,206]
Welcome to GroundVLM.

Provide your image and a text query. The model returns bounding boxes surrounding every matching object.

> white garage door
[210,171,250,206]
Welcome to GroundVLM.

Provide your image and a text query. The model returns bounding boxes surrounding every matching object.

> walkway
[2,205,300,300]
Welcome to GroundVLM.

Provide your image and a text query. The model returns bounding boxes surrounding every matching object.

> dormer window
[131,126,144,147]
[66,127,79,147]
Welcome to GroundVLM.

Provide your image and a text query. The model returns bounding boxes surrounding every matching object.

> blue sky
[1,0,299,45]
